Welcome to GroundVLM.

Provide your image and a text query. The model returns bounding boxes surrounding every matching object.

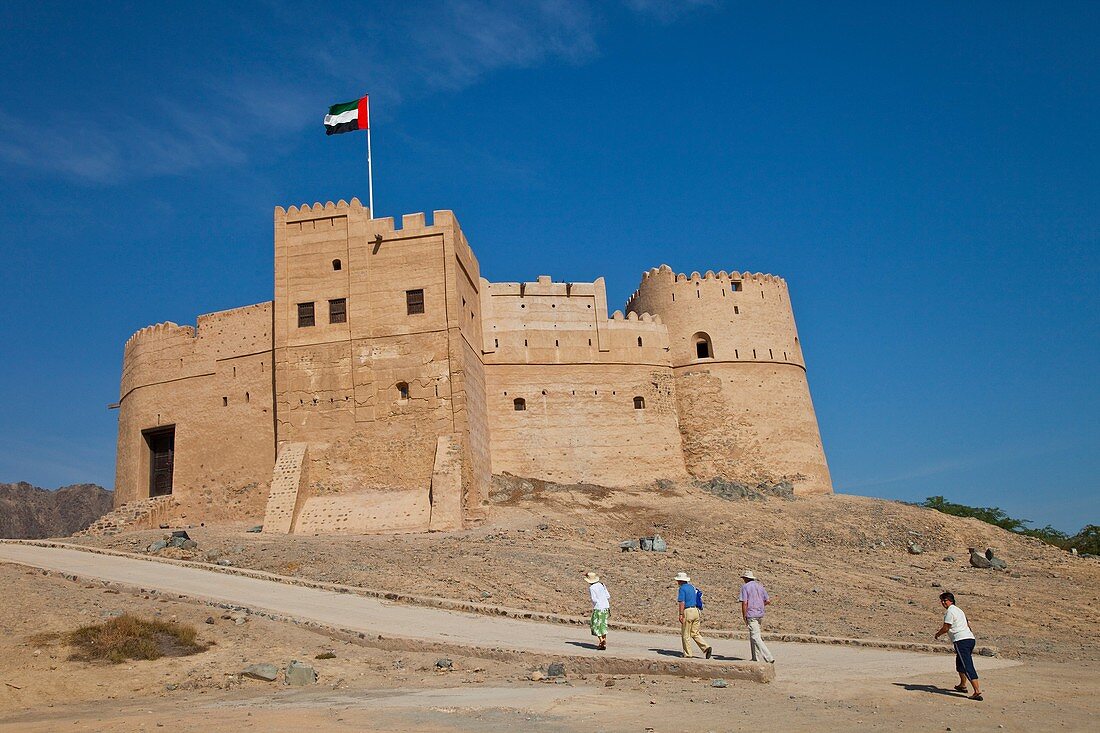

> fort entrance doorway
[143,426,175,497]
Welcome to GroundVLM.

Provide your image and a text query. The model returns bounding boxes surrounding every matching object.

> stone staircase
[73,495,176,537]
[262,443,308,534]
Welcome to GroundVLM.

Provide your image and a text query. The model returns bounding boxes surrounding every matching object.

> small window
[734,305,740,315]
[637,337,643,347]
[633,396,645,409]
[494,338,499,348]
[222,396,228,407]
[297,302,315,327]
[406,289,425,315]
[513,398,526,411]
[329,298,347,324]
[397,382,409,401]
[731,281,742,292]
[332,259,342,271]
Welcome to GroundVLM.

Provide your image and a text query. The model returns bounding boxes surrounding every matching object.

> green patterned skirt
[590,609,610,636]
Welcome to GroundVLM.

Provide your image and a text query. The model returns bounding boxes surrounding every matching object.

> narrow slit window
[329,298,347,324]
[406,288,425,315]
[297,302,315,327]
[637,337,643,347]
[734,305,740,314]
[222,396,228,407]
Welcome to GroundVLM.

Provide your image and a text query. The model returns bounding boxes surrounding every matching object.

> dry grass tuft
[66,614,208,664]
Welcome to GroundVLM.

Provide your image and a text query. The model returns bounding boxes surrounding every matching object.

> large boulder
[241,663,278,681]
[969,549,993,569]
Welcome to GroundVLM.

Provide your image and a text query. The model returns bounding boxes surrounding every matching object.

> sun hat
[741,570,756,580]
[584,572,601,584]
[673,571,691,583]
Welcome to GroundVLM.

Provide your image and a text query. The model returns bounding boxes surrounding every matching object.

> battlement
[274,199,461,235]
[124,321,196,349]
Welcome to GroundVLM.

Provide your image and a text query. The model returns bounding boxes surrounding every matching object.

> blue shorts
[953,638,979,680]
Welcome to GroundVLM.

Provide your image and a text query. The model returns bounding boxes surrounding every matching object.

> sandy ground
[67,485,1100,661]
[1,563,1097,732]
[3,486,1099,730]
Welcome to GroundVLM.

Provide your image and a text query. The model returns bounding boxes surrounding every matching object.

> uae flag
[324,95,369,135]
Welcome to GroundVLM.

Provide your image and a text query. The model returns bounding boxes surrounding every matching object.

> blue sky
[1,1,1097,532]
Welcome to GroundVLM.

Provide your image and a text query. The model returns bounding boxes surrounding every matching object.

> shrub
[67,614,207,664]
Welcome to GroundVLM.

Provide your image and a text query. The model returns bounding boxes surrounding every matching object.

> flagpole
[365,97,374,219]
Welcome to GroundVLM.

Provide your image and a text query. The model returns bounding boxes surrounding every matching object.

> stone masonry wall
[114,302,276,519]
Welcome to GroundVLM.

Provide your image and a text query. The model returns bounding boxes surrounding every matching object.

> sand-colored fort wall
[627,266,831,494]
[481,276,688,485]
[114,302,276,517]
[272,201,488,533]
[114,198,834,534]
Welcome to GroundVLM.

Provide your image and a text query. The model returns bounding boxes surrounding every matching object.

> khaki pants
[681,607,710,657]
[747,617,774,663]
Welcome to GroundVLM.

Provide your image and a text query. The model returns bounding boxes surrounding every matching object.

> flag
[324,95,369,135]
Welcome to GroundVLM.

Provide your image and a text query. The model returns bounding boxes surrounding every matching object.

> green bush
[921,496,1095,554]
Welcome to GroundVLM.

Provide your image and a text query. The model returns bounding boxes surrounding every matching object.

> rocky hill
[0,482,114,539]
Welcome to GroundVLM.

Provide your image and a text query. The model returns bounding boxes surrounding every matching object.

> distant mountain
[0,482,114,539]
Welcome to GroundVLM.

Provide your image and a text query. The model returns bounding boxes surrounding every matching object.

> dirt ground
[1,562,1098,732]
[5,483,1098,731]
[66,482,1100,661]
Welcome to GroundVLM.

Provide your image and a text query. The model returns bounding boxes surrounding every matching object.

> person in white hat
[739,570,775,663]
[675,571,712,658]
[585,572,611,650]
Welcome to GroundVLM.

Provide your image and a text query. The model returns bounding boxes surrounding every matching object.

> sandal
[969,693,983,701]
[953,685,968,692]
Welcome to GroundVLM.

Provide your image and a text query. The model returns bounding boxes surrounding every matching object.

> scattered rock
[652,535,668,552]
[241,663,278,682]
[246,525,263,533]
[147,540,168,553]
[619,539,639,552]
[529,670,545,682]
[435,658,453,670]
[170,530,190,540]
[943,556,956,563]
[604,678,615,687]
[165,683,178,691]
[907,542,923,555]
[969,550,993,569]
[710,679,728,688]
[315,652,336,660]
[537,523,549,531]
[216,559,234,567]
[480,591,492,599]
[984,548,995,561]
[180,539,198,550]
[547,662,566,678]
[990,557,1008,571]
[978,647,997,657]
[655,479,675,491]
[931,582,942,588]
[205,617,215,624]
[285,660,318,686]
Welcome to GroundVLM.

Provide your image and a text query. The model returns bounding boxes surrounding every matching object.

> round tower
[626,265,832,495]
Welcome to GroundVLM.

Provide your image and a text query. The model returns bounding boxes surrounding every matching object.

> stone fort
[111,197,831,535]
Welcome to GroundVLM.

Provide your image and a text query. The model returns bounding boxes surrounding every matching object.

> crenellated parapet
[121,303,273,400]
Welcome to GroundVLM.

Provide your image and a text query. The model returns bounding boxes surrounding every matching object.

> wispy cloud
[0,0,712,184]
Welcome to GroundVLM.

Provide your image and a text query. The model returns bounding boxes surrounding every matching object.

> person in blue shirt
[675,571,712,658]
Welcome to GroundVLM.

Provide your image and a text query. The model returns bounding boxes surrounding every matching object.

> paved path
[0,543,1018,687]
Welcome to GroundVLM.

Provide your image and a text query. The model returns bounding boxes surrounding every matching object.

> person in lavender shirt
[738,570,775,663]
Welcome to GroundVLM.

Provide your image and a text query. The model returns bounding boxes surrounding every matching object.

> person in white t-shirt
[934,591,983,700]
[585,572,611,650]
